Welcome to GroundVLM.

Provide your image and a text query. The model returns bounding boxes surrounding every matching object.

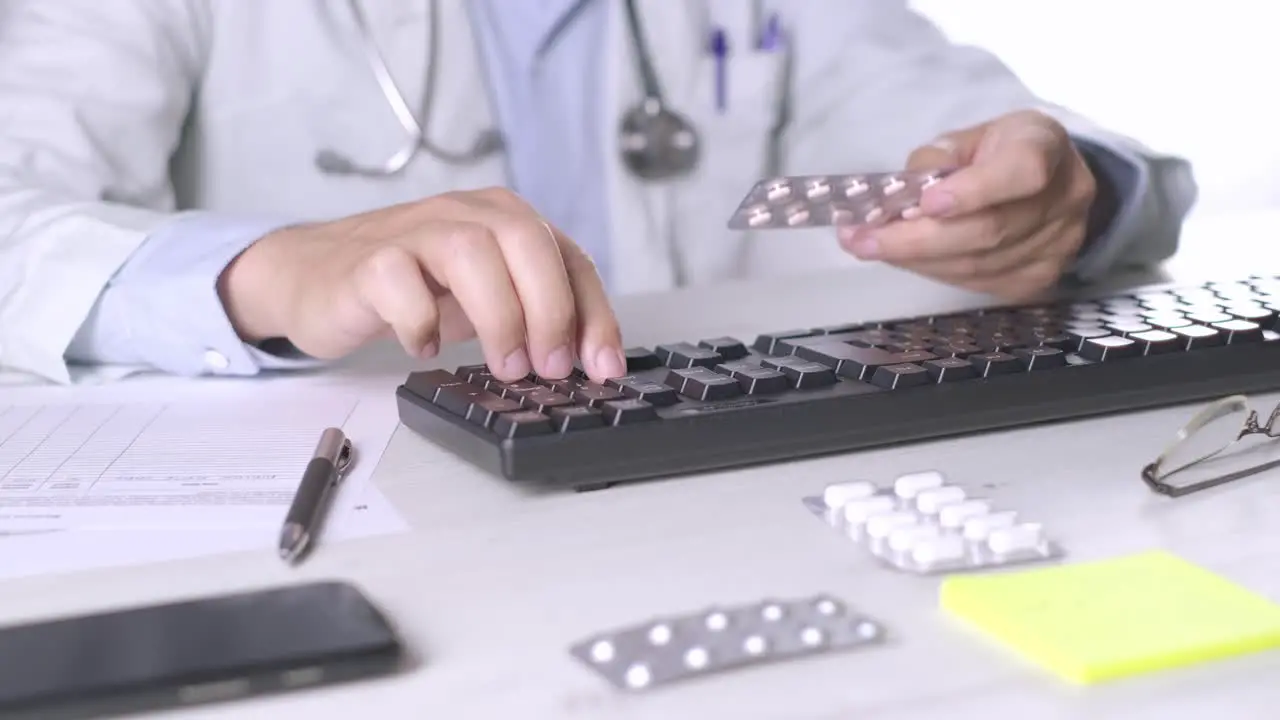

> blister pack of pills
[568,595,886,691]
[801,470,1062,575]
[726,169,953,230]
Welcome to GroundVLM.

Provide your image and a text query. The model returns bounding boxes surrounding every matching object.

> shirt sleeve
[1067,135,1147,278]
[64,212,327,376]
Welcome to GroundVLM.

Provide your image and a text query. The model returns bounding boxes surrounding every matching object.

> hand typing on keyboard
[218,188,627,383]
[838,110,1097,302]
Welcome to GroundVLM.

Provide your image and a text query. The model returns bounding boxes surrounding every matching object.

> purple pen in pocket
[707,26,729,113]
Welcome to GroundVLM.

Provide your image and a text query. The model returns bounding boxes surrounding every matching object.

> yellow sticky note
[939,551,1280,684]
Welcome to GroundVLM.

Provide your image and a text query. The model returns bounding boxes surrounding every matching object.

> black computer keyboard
[396,275,1280,490]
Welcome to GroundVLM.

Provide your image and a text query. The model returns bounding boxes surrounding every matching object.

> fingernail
[502,347,531,378]
[595,345,627,379]
[543,344,573,379]
[419,340,439,359]
[849,235,880,259]
[920,190,956,216]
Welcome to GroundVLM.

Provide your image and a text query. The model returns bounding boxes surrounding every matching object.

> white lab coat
[0,0,1196,384]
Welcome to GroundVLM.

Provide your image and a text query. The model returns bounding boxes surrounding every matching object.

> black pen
[278,427,353,565]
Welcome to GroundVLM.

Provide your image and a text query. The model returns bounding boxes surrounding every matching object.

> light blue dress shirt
[65,1,1143,378]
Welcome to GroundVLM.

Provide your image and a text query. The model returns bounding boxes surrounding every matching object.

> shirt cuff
[1067,135,1149,280]
[65,211,326,377]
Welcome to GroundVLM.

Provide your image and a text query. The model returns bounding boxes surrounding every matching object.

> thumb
[903,123,988,216]
[917,112,1068,218]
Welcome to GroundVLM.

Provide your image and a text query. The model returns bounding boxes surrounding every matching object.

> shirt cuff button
[203,349,231,371]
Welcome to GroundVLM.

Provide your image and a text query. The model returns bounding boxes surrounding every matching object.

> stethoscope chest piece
[619,97,701,181]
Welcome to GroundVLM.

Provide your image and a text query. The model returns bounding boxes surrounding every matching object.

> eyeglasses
[1142,395,1280,497]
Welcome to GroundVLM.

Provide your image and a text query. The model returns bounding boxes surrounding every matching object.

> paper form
[0,376,410,580]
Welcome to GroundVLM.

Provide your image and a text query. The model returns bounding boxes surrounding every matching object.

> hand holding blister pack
[568,595,886,691]
[801,470,1063,574]
[726,169,953,230]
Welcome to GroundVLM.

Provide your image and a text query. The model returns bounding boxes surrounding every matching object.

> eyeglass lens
[1152,397,1280,494]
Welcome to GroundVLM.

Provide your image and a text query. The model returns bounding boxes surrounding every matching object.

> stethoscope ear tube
[316,0,506,176]
[316,0,788,182]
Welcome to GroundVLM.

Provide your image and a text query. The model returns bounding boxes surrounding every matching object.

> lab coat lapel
[602,0,708,294]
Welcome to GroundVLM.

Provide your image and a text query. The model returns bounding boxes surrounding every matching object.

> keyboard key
[1030,334,1075,351]
[404,368,465,401]
[698,337,750,360]
[1171,324,1225,350]
[601,399,659,426]
[760,355,838,389]
[752,330,812,355]
[655,342,722,369]
[870,363,932,389]
[977,332,1025,352]
[1144,314,1192,330]
[930,341,984,357]
[796,342,936,381]
[1222,305,1276,324]
[624,347,663,372]
[491,410,554,439]
[715,361,790,394]
[487,379,544,399]
[1214,319,1264,344]
[560,379,625,407]
[842,329,900,348]
[1079,335,1140,362]
[923,357,978,383]
[886,341,934,353]
[455,364,493,384]
[548,406,605,432]
[1105,321,1153,337]
[1066,327,1111,350]
[607,377,680,406]
[1012,347,1067,371]
[434,381,491,417]
[665,367,743,401]
[1186,311,1233,325]
[1129,329,1182,355]
[969,352,1023,377]
[522,390,575,413]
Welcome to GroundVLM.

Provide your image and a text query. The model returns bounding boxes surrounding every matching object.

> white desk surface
[4,212,1280,720]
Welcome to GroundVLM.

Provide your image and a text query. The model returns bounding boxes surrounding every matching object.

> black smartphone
[0,580,406,720]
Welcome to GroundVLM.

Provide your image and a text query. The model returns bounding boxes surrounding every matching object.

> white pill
[911,534,967,566]
[589,640,615,663]
[865,511,918,540]
[624,663,652,688]
[915,485,966,514]
[963,510,1017,541]
[988,523,1045,555]
[761,603,785,622]
[842,495,895,525]
[893,470,946,499]
[647,623,672,645]
[822,481,876,509]
[938,499,991,528]
[800,627,825,647]
[888,524,941,552]
[704,611,729,631]
[743,635,768,655]
[684,647,710,670]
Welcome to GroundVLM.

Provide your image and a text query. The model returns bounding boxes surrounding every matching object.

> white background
[912,0,1279,222]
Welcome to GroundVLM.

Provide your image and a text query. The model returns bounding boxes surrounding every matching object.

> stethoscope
[316,0,789,181]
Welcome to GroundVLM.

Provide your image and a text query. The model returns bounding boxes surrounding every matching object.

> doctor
[0,0,1196,386]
